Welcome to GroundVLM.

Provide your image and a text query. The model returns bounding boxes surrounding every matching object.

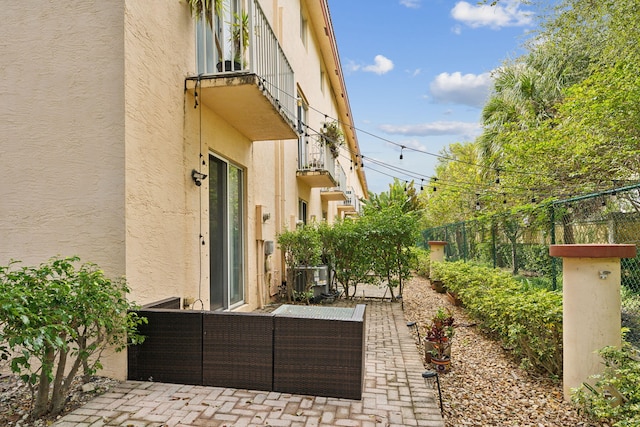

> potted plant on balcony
[188,0,224,62]
[321,121,344,159]
[188,0,248,72]
[231,10,249,69]
[423,307,454,372]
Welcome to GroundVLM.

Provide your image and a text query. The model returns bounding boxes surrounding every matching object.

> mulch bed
[402,275,606,427]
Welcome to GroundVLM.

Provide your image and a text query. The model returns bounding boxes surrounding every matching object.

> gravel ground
[402,275,606,427]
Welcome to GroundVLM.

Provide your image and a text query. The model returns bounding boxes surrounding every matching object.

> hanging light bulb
[420,179,424,192]
[399,146,404,160]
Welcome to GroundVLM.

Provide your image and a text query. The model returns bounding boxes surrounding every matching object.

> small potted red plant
[424,307,455,372]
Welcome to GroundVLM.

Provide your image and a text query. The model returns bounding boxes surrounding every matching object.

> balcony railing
[195,0,295,124]
[320,164,347,201]
[340,187,361,214]
[296,134,337,187]
[299,135,336,175]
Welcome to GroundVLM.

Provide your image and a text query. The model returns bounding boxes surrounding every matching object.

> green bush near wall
[572,340,640,427]
[413,247,430,277]
[430,260,563,376]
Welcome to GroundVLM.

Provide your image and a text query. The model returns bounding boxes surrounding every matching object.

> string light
[285,88,632,203]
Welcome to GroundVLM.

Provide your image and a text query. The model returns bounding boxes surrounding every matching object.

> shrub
[430,260,563,376]
[277,224,322,302]
[572,339,640,426]
[319,219,375,299]
[0,256,146,419]
[413,247,430,277]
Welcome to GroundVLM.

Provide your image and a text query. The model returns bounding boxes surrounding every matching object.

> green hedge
[430,260,563,376]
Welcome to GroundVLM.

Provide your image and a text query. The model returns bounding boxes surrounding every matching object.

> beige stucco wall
[123,1,197,306]
[0,1,126,276]
[1,0,368,380]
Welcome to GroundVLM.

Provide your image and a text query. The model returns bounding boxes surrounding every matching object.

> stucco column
[428,241,447,278]
[549,244,636,400]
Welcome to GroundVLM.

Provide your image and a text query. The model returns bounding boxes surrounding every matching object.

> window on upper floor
[299,199,308,225]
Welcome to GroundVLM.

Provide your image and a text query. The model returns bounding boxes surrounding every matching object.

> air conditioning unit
[293,265,330,296]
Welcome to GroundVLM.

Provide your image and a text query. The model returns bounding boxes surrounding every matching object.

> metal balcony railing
[298,134,336,178]
[322,163,346,194]
[344,187,361,212]
[196,0,295,123]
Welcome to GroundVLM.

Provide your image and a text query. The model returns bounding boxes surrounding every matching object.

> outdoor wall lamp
[192,169,208,186]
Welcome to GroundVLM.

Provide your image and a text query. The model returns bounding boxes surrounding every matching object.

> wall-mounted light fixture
[262,212,271,222]
[192,169,208,186]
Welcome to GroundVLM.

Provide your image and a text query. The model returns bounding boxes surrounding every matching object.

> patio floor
[53,294,444,427]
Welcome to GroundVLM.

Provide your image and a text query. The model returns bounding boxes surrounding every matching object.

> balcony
[337,187,361,216]
[321,164,347,202]
[184,0,298,141]
[296,134,337,188]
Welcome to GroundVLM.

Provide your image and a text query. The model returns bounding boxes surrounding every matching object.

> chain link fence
[422,183,640,347]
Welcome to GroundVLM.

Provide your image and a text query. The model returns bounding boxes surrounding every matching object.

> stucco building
[1,0,367,377]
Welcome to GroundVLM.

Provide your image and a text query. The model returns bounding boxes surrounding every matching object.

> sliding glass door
[209,154,244,310]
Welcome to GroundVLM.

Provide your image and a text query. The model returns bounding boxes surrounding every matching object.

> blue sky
[326,0,546,194]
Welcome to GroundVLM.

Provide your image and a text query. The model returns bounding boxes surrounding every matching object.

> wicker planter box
[272,304,366,400]
[128,300,366,400]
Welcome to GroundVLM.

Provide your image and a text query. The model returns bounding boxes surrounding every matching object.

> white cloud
[345,59,361,74]
[451,0,532,29]
[362,55,394,75]
[378,121,482,139]
[400,0,421,8]
[451,25,462,35]
[429,71,492,108]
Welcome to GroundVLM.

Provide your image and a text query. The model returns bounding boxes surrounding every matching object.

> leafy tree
[361,205,420,300]
[319,219,374,299]
[363,178,424,214]
[0,256,146,419]
[422,142,486,226]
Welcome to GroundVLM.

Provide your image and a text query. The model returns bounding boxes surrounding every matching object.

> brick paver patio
[53,300,444,427]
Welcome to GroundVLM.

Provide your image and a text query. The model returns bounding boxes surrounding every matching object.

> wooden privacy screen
[127,303,366,400]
